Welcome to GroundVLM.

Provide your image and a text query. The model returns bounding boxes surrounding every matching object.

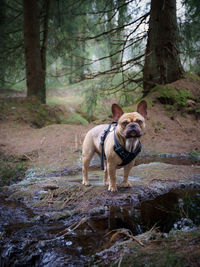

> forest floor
[0,76,200,266]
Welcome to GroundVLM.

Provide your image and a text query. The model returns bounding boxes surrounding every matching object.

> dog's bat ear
[112,103,124,122]
[137,100,147,118]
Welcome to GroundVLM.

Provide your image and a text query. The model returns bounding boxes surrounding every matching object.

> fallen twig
[23,153,34,161]
[41,216,87,243]
[118,253,124,267]
[105,228,144,246]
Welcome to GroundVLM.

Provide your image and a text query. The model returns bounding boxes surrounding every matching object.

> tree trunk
[41,0,49,72]
[0,0,6,88]
[107,0,117,69]
[68,55,73,84]
[143,0,183,96]
[41,0,50,102]
[23,0,46,103]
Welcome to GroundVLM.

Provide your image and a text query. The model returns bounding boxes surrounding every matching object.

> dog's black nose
[129,123,137,129]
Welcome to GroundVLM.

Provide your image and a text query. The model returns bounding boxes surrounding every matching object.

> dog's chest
[125,139,139,152]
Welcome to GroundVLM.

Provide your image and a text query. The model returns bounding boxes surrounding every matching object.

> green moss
[189,151,200,162]
[0,98,68,128]
[158,86,191,106]
[185,72,200,82]
[148,85,163,94]
[60,112,89,125]
[123,106,136,113]
[146,99,153,107]
[0,155,27,187]
[50,210,73,220]
[149,85,193,112]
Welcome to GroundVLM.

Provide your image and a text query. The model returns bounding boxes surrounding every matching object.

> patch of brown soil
[143,102,200,154]
[169,76,200,98]
[0,122,90,168]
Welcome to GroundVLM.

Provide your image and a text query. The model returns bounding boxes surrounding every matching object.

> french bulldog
[82,100,147,192]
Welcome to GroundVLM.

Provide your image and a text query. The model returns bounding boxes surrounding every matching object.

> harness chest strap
[113,131,142,166]
[100,123,142,170]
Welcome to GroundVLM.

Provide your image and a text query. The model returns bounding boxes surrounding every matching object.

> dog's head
[112,100,147,139]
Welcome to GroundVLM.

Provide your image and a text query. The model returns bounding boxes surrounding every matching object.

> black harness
[100,122,142,170]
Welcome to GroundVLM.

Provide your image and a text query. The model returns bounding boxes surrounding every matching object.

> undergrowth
[154,85,191,107]
[0,97,89,127]
[119,229,200,267]
[0,153,27,186]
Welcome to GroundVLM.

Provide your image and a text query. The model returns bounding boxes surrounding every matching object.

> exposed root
[105,228,144,246]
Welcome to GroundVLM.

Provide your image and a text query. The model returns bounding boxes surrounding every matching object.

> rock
[187,99,196,107]
[42,184,59,190]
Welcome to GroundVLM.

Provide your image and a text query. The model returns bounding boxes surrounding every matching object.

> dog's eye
[122,121,128,127]
[136,119,143,125]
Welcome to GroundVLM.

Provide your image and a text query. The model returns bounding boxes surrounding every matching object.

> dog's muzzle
[125,123,142,138]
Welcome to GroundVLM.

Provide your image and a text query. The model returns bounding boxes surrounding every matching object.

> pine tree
[23,0,50,103]
[143,0,183,95]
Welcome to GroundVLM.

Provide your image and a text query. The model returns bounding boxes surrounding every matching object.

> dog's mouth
[125,128,142,138]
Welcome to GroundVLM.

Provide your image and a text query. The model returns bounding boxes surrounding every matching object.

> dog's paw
[120,181,132,188]
[108,185,118,192]
[104,180,109,186]
[82,181,90,186]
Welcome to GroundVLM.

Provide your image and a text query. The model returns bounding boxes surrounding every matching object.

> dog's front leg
[107,162,117,192]
[103,162,109,185]
[121,161,134,187]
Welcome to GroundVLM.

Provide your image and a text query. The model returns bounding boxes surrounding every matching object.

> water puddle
[87,188,200,235]
[42,153,199,179]
[135,154,200,166]
[136,188,200,233]
[0,196,35,227]
[0,188,199,266]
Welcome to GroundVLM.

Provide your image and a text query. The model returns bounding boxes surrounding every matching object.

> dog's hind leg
[82,150,94,185]
[82,132,95,186]
[82,148,95,185]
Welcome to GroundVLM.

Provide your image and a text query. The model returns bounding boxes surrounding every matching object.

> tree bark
[143,0,183,96]
[41,0,50,102]
[23,0,46,103]
[0,0,6,88]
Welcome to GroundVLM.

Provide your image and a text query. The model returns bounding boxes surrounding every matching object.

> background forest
[0,1,200,266]
[0,0,199,109]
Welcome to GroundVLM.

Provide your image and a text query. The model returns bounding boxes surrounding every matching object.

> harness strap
[100,122,117,170]
[114,131,142,166]
[100,122,142,170]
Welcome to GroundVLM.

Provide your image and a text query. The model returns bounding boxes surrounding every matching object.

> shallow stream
[0,188,200,266]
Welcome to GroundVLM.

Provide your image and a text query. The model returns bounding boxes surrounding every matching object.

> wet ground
[43,152,200,178]
[0,187,200,266]
[0,155,200,266]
